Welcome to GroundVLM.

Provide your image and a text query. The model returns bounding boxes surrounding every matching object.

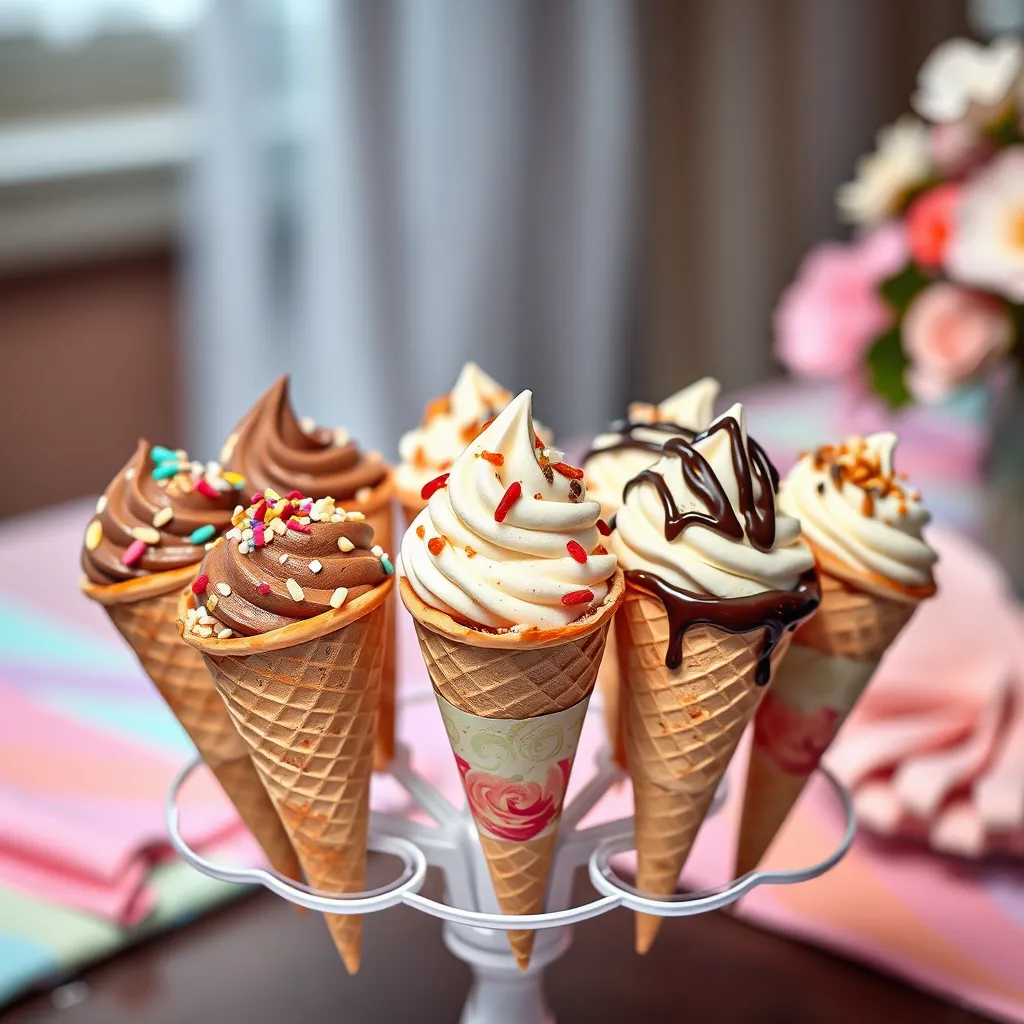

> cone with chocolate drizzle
[582,377,720,769]
[609,404,819,955]
[735,433,936,879]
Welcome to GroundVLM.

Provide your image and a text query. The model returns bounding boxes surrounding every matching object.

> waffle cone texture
[736,545,928,877]
[178,576,393,975]
[354,474,398,773]
[400,570,625,968]
[616,582,795,955]
[81,568,301,883]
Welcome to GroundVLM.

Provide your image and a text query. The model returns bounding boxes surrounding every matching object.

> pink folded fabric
[0,680,245,922]
[827,529,1024,859]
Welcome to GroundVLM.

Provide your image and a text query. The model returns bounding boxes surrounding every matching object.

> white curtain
[183,0,636,457]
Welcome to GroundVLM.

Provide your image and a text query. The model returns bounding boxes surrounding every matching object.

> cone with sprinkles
[79,441,301,885]
[400,390,624,969]
[178,490,393,974]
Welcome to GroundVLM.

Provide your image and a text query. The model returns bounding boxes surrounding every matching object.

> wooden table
[6,864,992,1024]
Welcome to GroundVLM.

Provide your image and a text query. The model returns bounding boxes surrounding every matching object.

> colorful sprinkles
[561,589,594,606]
[566,540,588,564]
[189,524,216,545]
[494,481,522,523]
[85,520,102,551]
[421,473,450,501]
[191,573,209,595]
[122,539,147,567]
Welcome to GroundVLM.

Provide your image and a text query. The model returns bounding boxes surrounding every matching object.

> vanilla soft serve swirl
[780,432,936,591]
[401,391,615,629]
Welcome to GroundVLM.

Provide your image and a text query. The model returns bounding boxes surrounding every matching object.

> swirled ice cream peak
[401,390,616,630]
[779,432,937,591]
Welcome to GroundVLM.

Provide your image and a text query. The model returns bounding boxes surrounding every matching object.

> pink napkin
[827,529,1024,857]
[0,680,248,922]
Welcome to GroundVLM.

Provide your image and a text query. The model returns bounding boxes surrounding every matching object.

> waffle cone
[400,571,624,967]
[736,555,927,876]
[178,577,393,974]
[81,569,300,882]
[478,831,558,970]
[616,584,793,954]
[596,627,628,769]
[350,473,398,773]
[395,485,426,528]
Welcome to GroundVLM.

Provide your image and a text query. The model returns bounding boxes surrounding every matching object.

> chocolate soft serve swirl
[610,405,818,684]
[223,377,387,502]
[82,441,244,585]
[190,493,388,637]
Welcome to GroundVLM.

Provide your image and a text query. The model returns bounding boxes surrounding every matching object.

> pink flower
[903,283,1013,402]
[455,754,571,843]
[754,692,841,775]
[906,184,961,268]
[774,224,908,379]
[928,121,994,178]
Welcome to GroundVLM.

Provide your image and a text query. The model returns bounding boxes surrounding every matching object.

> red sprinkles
[562,589,594,606]
[566,540,588,564]
[257,581,271,595]
[494,481,522,522]
[552,462,584,480]
[287,520,311,533]
[191,573,209,595]
[421,473,450,501]
[196,478,220,500]
[286,490,304,500]
[534,435,545,450]
[596,519,611,536]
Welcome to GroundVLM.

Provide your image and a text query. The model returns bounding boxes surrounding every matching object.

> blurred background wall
[0,0,975,519]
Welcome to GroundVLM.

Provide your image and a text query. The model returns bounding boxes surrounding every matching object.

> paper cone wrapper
[178,577,393,975]
[351,473,398,772]
[400,570,624,969]
[736,555,926,876]
[616,583,794,955]
[81,568,300,883]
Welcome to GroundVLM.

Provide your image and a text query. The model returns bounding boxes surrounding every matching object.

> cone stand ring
[166,752,855,928]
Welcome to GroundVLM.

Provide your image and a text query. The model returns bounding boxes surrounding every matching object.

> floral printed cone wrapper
[736,435,937,877]
[436,692,589,963]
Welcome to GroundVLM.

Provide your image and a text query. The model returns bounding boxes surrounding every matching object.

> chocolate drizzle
[621,416,780,552]
[624,569,821,685]
[582,419,694,465]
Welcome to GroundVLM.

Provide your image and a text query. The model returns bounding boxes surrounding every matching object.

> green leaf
[866,327,912,408]
[879,262,931,313]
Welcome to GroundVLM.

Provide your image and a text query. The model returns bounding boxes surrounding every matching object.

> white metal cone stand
[167,743,855,1024]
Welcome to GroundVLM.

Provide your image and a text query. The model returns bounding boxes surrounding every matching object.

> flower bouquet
[776,36,1024,408]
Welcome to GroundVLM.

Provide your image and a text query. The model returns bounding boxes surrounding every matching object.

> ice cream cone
[735,550,926,877]
[352,473,398,772]
[400,571,624,968]
[178,577,392,974]
[616,584,793,954]
[81,567,301,882]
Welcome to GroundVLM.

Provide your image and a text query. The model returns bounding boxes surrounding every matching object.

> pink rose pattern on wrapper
[753,691,841,776]
[455,753,572,842]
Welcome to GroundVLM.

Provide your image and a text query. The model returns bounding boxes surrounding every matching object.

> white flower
[837,117,931,226]
[946,146,1024,302]
[912,36,1023,124]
